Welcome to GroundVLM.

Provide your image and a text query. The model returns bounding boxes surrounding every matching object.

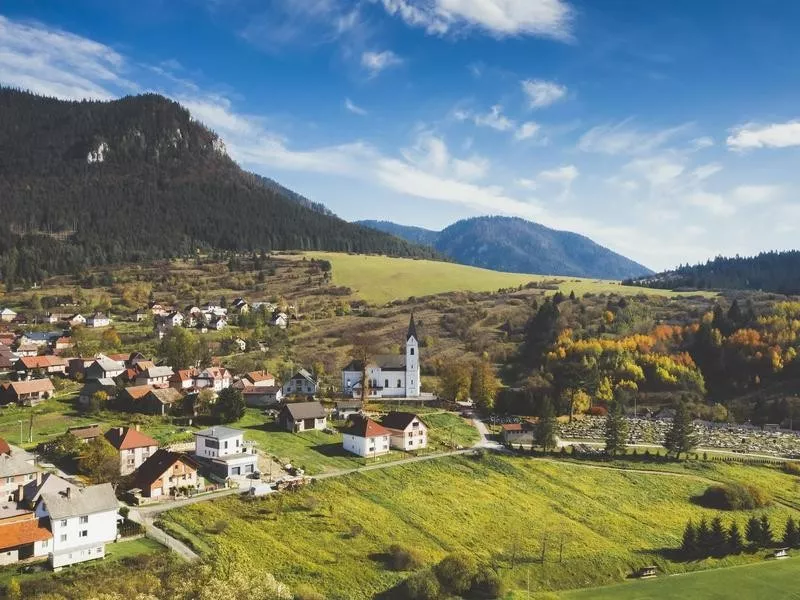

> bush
[784,461,800,475]
[388,543,424,571]
[470,564,504,598]
[434,552,478,595]
[294,584,325,600]
[587,405,608,416]
[402,569,440,600]
[698,483,771,510]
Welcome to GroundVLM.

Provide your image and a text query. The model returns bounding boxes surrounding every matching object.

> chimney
[65,487,71,499]
[16,485,23,503]
[36,471,42,486]
[118,427,124,436]
[135,424,140,432]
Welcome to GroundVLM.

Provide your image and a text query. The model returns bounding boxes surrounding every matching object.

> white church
[342,315,421,399]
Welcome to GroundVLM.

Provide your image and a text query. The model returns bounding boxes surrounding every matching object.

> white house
[270,311,289,329]
[135,366,175,387]
[282,369,318,397]
[342,315,421,399]
[342,416,391,458]
[193,426,258,479]
[195,367,232,392]
[381,412,428,451]
[86,313,110,328]
[37,483,119,569]
[104,427,160,476]
[0,309,17,323]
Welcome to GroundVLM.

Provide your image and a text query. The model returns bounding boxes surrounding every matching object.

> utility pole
[17,420,23,446]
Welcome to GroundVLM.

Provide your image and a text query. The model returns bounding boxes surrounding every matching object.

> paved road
[473,418,505,450]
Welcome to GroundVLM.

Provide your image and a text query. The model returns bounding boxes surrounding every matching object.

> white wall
[50,508,117,568]
[342,434,390,457]
[195,433,244,458]
[405,336,420,397]
[119,445,158,476]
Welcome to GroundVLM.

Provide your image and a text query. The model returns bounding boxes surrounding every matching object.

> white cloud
[731,184,783,205]
[538,164,579,185]
[376,0,573,40]
[689,136,714,151]
[605,176,639,193]
[727,121,800,151]
[686,191,735,217]
[578,119,692,155]
[473,105,515,131]
[690,162,723,181]
[0,15,134,100]
[344,98,368,115]
[361,50,402,76]
[521,79,567,109]
[625,155,686,187]
[515,121,541,140]
[515,178,538,190]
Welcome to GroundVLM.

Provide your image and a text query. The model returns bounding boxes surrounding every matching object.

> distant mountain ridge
[357,216,653,280]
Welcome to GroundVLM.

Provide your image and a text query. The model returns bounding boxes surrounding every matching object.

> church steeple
[406,313,418,341]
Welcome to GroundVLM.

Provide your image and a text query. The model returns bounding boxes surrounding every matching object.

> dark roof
[407,313,418,341]
[343,354,406,372]
[67,425,103,439]
[381,411,425,431]
[335,400,363,410]
[40,483,118,520]
[281,401,326,421]
[342,415,391,438]
[132,449,198,490]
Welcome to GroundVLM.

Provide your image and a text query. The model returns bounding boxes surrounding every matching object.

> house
[68,314,86,327]
[19,331,60,348]
[193,426,258,479]
[282,369,319,397]
[342,314,421,399]
[234,370,276,389]
[118,385,154,408]
[46,312,72,324]
[242,385,283,407]
[269,311,289,329]
[500,421,536,446]
[67,357,95,380]
[333,400,363,420]
[0,349,14,374]
[195,367,232,392]
[278,401,327,433]
[65,425,103,444]
[0,513,53,566]
[342,416,392,457]
[134,366,175,387]
[85,358,125,381]
[37,483,119,569]
[86,313,110,328]
[381,412,428,451]
[0,309,17,323]
[131,450,200,498]
[104,426,159,476]
[209,316,227,331]
[133,309,148,322]
[15,343,39,357]
[141,388,183,416]
[0,446,39,501]
[54,336,73,352]
[170,369,198,391]
[15,356,68,378]
[231,298,249,313]
[231,337,247,352]
[0,379,56,406]
[164,311,184,328]
[77,379,117,407]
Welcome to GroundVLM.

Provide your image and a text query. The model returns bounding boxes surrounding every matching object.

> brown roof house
[381,412,428,452]
[342,416,392,457]
[15,356,68,378]
[104,426,159,476]
[131,450,200,499]
[140,387,183,416]
[0,379,55,406]
[278,401,327,433]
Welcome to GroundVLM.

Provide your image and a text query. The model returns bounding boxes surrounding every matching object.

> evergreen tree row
[680,515,800,559]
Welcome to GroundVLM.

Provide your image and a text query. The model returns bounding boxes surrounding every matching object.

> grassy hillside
[161,455,799,599]
[304,252,709,305]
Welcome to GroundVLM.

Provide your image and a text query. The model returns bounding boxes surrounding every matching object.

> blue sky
[2,0,800,270]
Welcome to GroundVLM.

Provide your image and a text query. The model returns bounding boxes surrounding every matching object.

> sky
[2,1,800,271]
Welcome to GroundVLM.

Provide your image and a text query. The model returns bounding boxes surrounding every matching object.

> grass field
[304,252,707,305]
[162,455,799,599]
[558,557,800,600]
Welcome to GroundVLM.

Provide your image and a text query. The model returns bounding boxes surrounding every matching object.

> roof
[5,379,55,395]
[140,366,174,379]
[335,400,363,410]
[0,309,16,316]
[90,358,125,372]
[23,473,72,505]
[281,401,326,421]
[90,312,108,319]
[0,453,38,478]
[122,385,153,400]
[381,411,425,431]
[246,370,274,383]
[292,369,316,383]
[242,385,280,395]
[194,426,244,440]
[407,313,418,341]
[40,483,118,520]
[147,387,182,406]
[173,368,197,382]
[18,356,67,369]
[343,415,391,438]
[132,449,199,490]
[0,438,10,455]
[344,354,406,372]
[81,378,116,392]
[0,518,52,550]
[104,427,159,450]
[67,424,103,439]
[106,353,129,362]
[501,423,523,432]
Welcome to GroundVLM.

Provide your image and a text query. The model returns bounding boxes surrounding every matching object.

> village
[0,302,448,573]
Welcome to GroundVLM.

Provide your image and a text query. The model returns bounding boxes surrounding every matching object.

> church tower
[405,313,420,397]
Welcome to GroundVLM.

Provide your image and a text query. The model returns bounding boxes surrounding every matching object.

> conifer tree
[696,518,711,557]
[709,517,727,557]
[783,517,800,548]
[535,396,558,453]
[681,521,697,558]
[728,521,744,554]
[604,401,629,457]
[745,515,761,548]
[759,515,773,548]
[664,402,698,459]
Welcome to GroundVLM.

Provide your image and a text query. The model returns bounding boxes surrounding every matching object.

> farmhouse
[242,385,283,407]
[78,379,117,407]
[234,370,276,389]
[193,426,258,479]
[0,379,56,406]
[117,385,154,408]
[86,313,111,328]
[141,387,183,416]
[65,424,103,444]
[15,356,68,378]
[282,369,319,397]
[0,447,39,502]
[37,483,119,569]
[500,421,535,446]
[132,450,200,498]
[0,309,17,323]
[381,412,428,451]
[195,367,232,392]
[104,426,159,476]
[341,315,421,399]
[334,400,363,420]
[278,402,327,433]
[0,513,53,566]
[135,365,175,387]
[342,416,392,458]
[85,358,125,381]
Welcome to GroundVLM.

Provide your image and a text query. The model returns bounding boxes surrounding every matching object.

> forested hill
[625,251,800,294]
[359,216,652,280]
[0,88,436,285]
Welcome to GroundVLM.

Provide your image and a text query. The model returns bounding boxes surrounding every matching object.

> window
[224,440,228,449]
[41,540,48,547]
[384,379,389,388]
[60,534,67,542]
[79,515,88,524]
[397,379,402,388]
[410,348,415,356]
[97,547,102,554]
[204,438,219,449]
[60,519,67,527]
[80,530,88,538]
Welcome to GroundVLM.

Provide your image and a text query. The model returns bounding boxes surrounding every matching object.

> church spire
[406,313,418,341]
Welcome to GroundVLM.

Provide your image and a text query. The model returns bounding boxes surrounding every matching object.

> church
[341,315,421,399]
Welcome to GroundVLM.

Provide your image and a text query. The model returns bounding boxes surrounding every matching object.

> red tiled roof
[123,385,153,400]
[343,416,391,438]
[501,424,523,432]
[104,426,159,450]
[6,379,55,395]
[0,517,53,550]
[246,370,274,383]
[132,449,198,490]
[0,438,10,455]
[19,356,67,369]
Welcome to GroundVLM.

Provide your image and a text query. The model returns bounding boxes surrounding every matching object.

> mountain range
[357,217,653,280]
[0,88,436,285]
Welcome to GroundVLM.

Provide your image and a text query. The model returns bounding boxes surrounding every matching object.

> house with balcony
[104,427,159,476]
[131,450,200,499]
[193,426,257,480]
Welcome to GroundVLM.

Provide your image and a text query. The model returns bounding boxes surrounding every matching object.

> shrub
[208,519,229,534]
[470,564,504,598]
[698,483,771,510]
[587,405,608,417]
[784,461,800,475]
[402,569,440,600]
[388,544,424,571]
[294,584,325,600]
[434,552,478,595]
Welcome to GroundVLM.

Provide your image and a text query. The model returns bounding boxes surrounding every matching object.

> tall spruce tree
[728,522,744,554]
[783,517,800,548]
[534,396,558,453]
[709,517,727,557]
[759,515,773,548]
[745,516,761,548]
[664,402,698,459]
[681,521,698,558]
[604,401,629,457]
[696,518,711,557]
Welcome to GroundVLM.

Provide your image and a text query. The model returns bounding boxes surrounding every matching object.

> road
[128,506,201,561]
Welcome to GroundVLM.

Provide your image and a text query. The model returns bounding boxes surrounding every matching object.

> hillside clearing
[162,455,798,599]
[303,252,711,305]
